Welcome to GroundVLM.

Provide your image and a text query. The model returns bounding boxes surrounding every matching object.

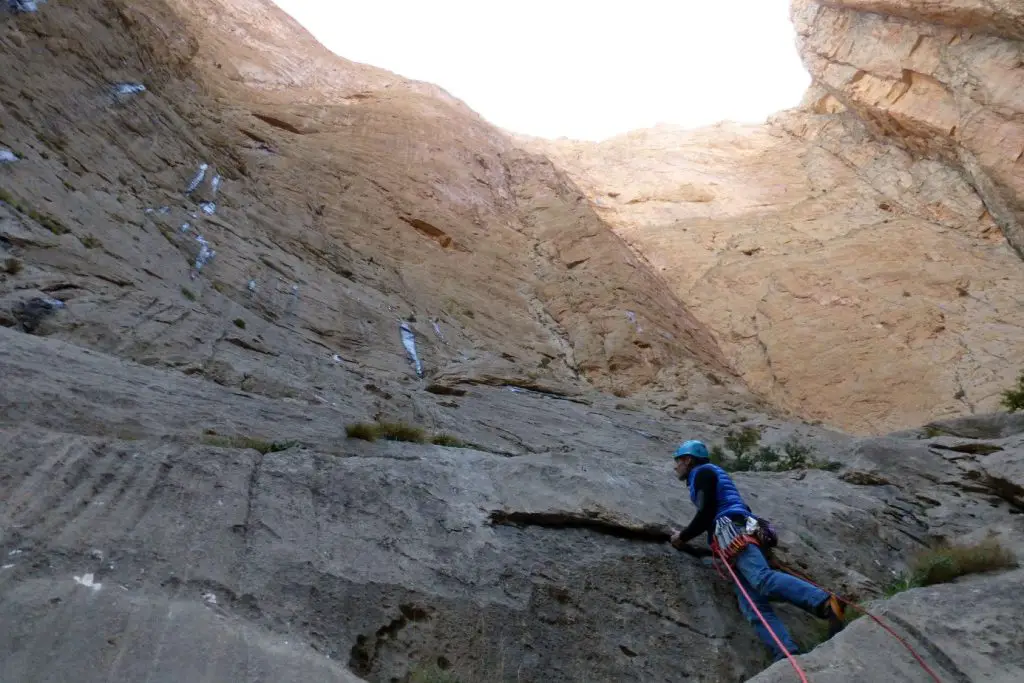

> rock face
[793,0,1024,258]
[522,0,1024,434]
[0,0,746,418]
[750,568,1024,683]
[525,111,1024,434]
[2,327,1023,683]
[1,1,1023,683]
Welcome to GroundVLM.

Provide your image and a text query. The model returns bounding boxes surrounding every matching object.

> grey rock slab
[748,569,1024,683]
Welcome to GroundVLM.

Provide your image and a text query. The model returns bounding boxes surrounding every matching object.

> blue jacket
[687,463,751,520]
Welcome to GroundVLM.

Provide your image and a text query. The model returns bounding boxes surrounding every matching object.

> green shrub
[346,421,459,446]
[431,433,465,448]
[233,318,246,329]
[181,286,197,301]
[887,538,1017,596]
[28,209,68,235]
[79,234,101,249]
[1001,371,1024,412]
[3,257,22,275]
[201,434,296,454]
[346,422,380,441]
[376,421,427,443]
[713,428,839,473]
[912,539,1017,586]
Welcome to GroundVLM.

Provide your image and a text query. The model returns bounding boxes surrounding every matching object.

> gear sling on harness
[712,514,775,561]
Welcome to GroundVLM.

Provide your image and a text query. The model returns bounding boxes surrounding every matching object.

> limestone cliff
[0,0,746,417]
[794,0,1024,257]
[1,2,1022,683]
[525,0,1024,435]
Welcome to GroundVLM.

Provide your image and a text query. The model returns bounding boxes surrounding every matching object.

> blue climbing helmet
[674,439,710,460]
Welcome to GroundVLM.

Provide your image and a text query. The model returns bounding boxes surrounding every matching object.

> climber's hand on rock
[670,528,685,550]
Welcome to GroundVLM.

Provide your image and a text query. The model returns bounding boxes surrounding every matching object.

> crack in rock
[488,510,672,543]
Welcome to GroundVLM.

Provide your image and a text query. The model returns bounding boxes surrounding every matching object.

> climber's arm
[670,467,718,548]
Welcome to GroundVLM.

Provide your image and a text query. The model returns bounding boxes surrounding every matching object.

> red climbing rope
[774,561,944,683]
[714,547,811,683]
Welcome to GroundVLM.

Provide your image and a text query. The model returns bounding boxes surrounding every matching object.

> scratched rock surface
[2,328,1023,682]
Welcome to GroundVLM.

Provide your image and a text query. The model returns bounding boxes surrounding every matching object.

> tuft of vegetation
[3,257,22,275]
[431,433,465,448]
[201,434,296,454]
[28,209,68,235]
[1001,371,1024,413]
[712,427,840,473]
[79,234,101,249]
[0,189,69,235]
[180,286,197,301]
[0,188,25,212]
[375,421,427,443]
[233,318,246,329]
[346,421,467,447]
[922,424,949,439]
[410,664,461,683]
[346,422,381,442]
[886,538,1017,596]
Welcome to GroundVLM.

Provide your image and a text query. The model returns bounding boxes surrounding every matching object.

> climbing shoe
[819,595,846,637]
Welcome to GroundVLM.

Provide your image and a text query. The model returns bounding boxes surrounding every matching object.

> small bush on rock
[1001,371,1024,412]
[431,433,465,448]
[346,421,468,447]
[713,428,840,473]
[887,538,1017,595]
[3,257,22,275]
[375,421,427,443]
[346,422,381,441]
[202,434,296,454]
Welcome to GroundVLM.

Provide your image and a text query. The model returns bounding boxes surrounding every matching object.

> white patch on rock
[185,163,209,195]
[0,148,19,163]
[113,83,146,96]
[73,573,102,591]
[202,592,217,605]
[400,323,423,377]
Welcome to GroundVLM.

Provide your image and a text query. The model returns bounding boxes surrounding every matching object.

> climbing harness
[773,561,945,683]
[711,516,759,561]
[714,545,811,683]
[710,515,777,562]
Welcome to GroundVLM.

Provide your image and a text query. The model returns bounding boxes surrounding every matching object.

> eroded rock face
[0,0,746,421]
[524,0,1024,434]
[525,112,1024,434]
[793,0,1024,257]
[1,1,1023,682]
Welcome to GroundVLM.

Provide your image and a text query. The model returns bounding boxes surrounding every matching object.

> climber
[669,439,846,662]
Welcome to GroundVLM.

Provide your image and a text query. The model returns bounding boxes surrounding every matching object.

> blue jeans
[732,545,830,661]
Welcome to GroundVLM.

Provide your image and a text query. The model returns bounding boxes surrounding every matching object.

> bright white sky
[272,0,810,141]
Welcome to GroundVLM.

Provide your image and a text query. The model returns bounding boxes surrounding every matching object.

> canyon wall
[526,0,1024,434]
